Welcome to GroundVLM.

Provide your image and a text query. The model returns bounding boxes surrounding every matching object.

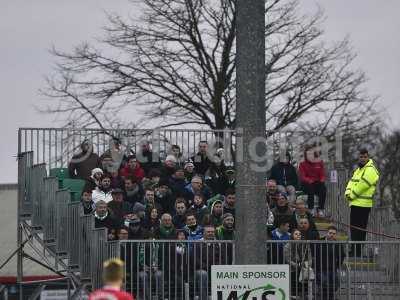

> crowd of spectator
[70,139,342,299]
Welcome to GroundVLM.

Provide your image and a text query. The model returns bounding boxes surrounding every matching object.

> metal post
[17,130,24,300]
[235,0,267,264]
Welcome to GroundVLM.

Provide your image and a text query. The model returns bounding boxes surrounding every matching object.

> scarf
[126,185,139,197]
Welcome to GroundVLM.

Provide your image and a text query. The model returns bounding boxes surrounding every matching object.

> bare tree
[42,0,380,132]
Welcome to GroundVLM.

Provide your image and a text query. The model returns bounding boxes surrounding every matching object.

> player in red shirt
[89,258,134,300]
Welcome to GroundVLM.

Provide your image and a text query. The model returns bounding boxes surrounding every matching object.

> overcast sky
[1,0,399,183]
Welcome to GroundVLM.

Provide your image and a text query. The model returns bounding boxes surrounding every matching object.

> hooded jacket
[119,163,145,182]
[270,162,298,188]
[298,159,326,184]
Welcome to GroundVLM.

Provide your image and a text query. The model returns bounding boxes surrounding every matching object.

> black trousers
[350,206,371,241]
[301,181,327,209]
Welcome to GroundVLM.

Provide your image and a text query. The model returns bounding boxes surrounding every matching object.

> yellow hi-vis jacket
[345,159,380,208]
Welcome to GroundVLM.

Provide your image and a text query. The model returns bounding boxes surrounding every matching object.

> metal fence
[118,240,234,300]
[17,127,341,170]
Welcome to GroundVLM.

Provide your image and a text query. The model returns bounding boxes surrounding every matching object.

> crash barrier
[118,240,234,300]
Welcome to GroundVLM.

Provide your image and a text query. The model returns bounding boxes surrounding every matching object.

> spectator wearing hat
[223,189,236,217]
[169,167,187,197]
[269,152,298,204]
[217,167,236,195]
[84,167,104,192]
[81,189,95,215]
[172,198,188,229]
[124,175,144,205]
[94,200,119,230]
[68,139,101,180]
[271,193,293,228]
[216,213,235,240]
[160,155,177,181]
[108,188,133,224]
[191,141,213,176]
[127,214,150,239]
[92,173,113,204]
[119,155,145,182]
[204,199,224,227]
[155,179,175,214]
[183,160,195,182]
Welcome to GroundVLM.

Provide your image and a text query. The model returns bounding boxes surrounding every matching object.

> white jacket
[92,188,113,204]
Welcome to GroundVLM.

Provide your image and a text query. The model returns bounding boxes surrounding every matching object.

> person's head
[117,227,129,240]
[150,208,159,220]
[222,213,235,230]
[145,188,155,202]
[359,148,369,166]
[276,193,288,207]
[203,225,216,240]
[128,214,141,232]
[175,198,187,215]
[193,194,204,207]
[148,169,161,184]
[141,141,151,152]
[91,168,104,180]
[266,179,277,193]
[157,180,169,196]
[277,218,290,233]
[95,200,108,217]
[184,161,194,173]
[225,189,236,207]
[127,155,138,170]
[111,188,124,202]
[185,213,197,227]
[161,213,173,228]
[80,140,91,153]
[100,174,112,189]
[295,199,306,214]
[164,155,177,168]
[171,145,181,156]
[102,258,125,287]
[280,151,291,164]
[292,229,302,240]
[326,225,338,241]
[101,155,114,172]
[191,176,203,192]
[81,190,92,203]
[198,141,208,154]
[174,168,185,180]
[124,176,138,191]
[212,200,223,216]
[298,218,310,232]
[176,230,186,240]
[225,167,235,180]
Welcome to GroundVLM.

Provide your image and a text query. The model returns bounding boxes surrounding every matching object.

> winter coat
[298,159,326,184]
[119,163,145,182]
[270,162,298,188]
